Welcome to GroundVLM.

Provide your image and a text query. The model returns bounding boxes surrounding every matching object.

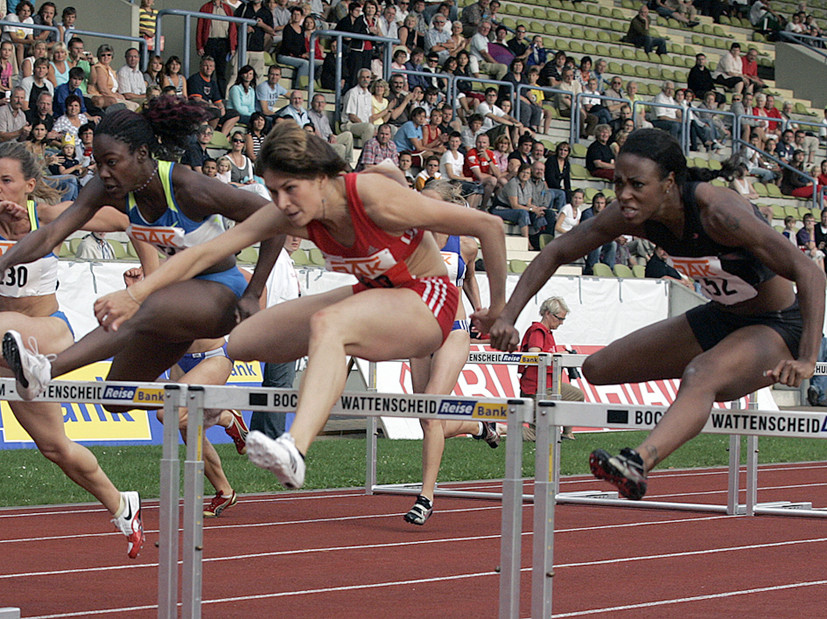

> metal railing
[155,9,257,78]
[308,30,397,125]
[388,67,457,104]
[779,30,827,55]
[572,92,631,145]
[71,27,150,71]
[632,99,690,153]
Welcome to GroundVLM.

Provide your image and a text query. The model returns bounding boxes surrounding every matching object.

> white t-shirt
[440,149,465,178]
[477,101,504,131]
[265,248,300,308]
[557,203,582,234]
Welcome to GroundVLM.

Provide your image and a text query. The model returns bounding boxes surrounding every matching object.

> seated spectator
[25,91,58,137]
[378,4,399,39]
[729,162,760,201]
[227,64,257,124]
[645,246,694,287]
[531,141,546,164]
[687,53,722,104]
[696,90,730,146]
[478,87,526,145]
[468,21,507,79]
[741,47,766,93]
[775,129,796,162]
[556,67,597,138]
[781,149,816,198]
[440,131,484,209]
[581,192,616,274]
[52,93,89,140]
[582,76,612,127]
[424,11,452,63]
[624,5,667,56]
[527,159,562,218]
[244,113,268,162]
[88,44,138,111]
[460,0,487,37]
[491,133,513,178]
[201,157,218,178]
[460,113,485,149]
[544,141,572,202]
[0,87,32,142]
[181,124,213,173]
[256,65,288,125]
[369,78,391,126]
[507,133,534,176]
[539,50,566,88]
[611,130,630,158]
[781,214,799,244]
[75,232,115,260]
[341,68,376,145]
[421,107,446,155]
[752,92,778,144]
[625,80,653,129]
[713,43,748,95]
[356,123,399,170]
[464,132,504,209]
[187,55,239,136]
[525,35,548,69]
[398,13,425,52]
[398,150,416,188]
[648,0,698,27]
[21,58,54,112]
[743,132,778,182]
[794,129,819,171]
[48,42,70,88]
[414,155,442,191]
[750,0,783,31]
[502,58,541,132]
[307,92,354,166]
[525,66,551,135]
[6,1,37,70]
[555,188,585,236]
[393,106,431,167]
[796,212,825,270]
[651,81,682,140]
[491,163,543,248]
[0,41,15,95]
[586,124,615,180]
[49,134,84,179]
[446,20,468,58]
[116,48,147,106]
[162,56,187,97]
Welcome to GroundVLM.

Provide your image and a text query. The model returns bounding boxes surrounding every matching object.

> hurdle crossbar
[179,385,533,619]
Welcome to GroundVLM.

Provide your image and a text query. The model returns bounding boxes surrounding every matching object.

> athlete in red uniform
[88,121,508,489]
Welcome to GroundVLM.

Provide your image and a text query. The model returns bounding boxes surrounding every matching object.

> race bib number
[669,256,758,305]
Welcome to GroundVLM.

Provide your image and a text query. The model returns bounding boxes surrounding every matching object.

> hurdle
[365,352,555,502]
[533,401,827,619]
[173,385,533,619]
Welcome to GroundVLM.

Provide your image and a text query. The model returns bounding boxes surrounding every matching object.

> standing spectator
[468,21,507,79]
[582,192,617,274]
[188,55,240,136]
[586,124,615,180]
[518,296,583,440]
[714,43,748,95]
[341,67,376,145]
[255,65,287,123]
[139,0,160,50]
[356,122,398,169]
[336,0,371,90]
[234,0,274,82]
[196,0,238,96]
[116,48,147,106]
[278,8,323,88]
[625,5,667,56]
[545,141,572,202]
[308,92,354,166]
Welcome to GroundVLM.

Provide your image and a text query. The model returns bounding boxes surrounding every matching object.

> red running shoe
[204,490,238,517]
[111,491,145,559]
[225,410,249,455]
[590,448,648,500]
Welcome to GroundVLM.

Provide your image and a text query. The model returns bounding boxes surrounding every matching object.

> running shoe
[473,421,500,448]
[111,491,145,559]
[224,410,249,455]
[247,431,306,489]
[404,495,433,526]
[204,490,238,517]
[3,330,53,401]
[589,448,648,500]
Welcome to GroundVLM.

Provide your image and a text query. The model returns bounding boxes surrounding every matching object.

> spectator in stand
[776,129,796,162]
[341,68,376,145]
[52,93,91,142]
[651,81,682,140]
[528,159,560,221]
[66,37,92,94]
[116,48,147,107]
[440,131,483,209]
[782,149,816,198]
[460,0,489,37]
[796,212,825,270]
[6,1,37,70]
[187,55,239,136]
[403,47,428,91]
[555,187,585,236]
[0,87,30,142]
[478,87,526,145]
[0,41,15,96]
[227,65,257,124]
[545,141,572,203]
[794,129,819,171]
[539,50,566,88]
[507,133,533,176]
[531,141,547,164]
[582,76,612,127]
[460,113,485,149]
[54,66,86,117]
[648,0,699,26]
[308,93,354,166]
[750,0,783,31]
[48,42,70,88]
[21,58,54,112]
[556,67,597,139]
[366,78,390,127]
[386,75,415,131]
[421,107,446,155]
[398,150,416,187]
[507,23,530,62]
[714,43,749,95]
[501,59,539,131]
[611,129,630,157]
[244,112,267,162]
[255,65,287,126]
[490,133,513,179]
[625,5,667,55]
[752,92,779,144]
[729,162,760,202]
[393,106,433,167]
[268,0,291,50]
[593,58,609,92]
[336,0,371,89]
[625,80,653,129]
[424,12,452,63]
[139,0,159,49]
[181,124,213,173]
[525,35,548,70]
[233,0,273,82]
[414,155,442,191]
[687,53,723,104]
[581,192,616,274]
[278,90,310,126]
[575,56,593,89]
[491,163,542,248]
[25,91,58,139]
[356,122,398,170]
[88,44,137,111]
[58,6,77,45]
[645,246,694,287]
[464,132,504,209]
[278,8,324,89]
[378,4,398,39]
[743,132,778,182]
[525,66,552,135]
[604,77,626,120]
[764,94,783,132]
[468,21,507,80]
[586,124,615,180]
[781,214,799,244]
[741,47,766,93]
[696,90,731,147]
[196,0,238,97]
[398,13,425,52]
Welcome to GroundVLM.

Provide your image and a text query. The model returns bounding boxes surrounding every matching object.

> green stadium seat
[621,48,636,60]
[558,25,572,37]
[784,205,799,218]
[597,45,612,56]
[237,246,258,264]
[109,241,127,259]
[632,264,646,278]
[614,264,635,278]
[291,249,310,266]
[583,43,596,54]
[308,247,326,266]
[635,65,648,77]
[585,16,598,27]
[635,49,648,62]
[58,241,72,258]
[571,142,588,158]
[648,66,661,79]
[572,13,586,25]
[611,8,625,19]
[591,263,615,277]
[547,9,559,21]
[509,259,527,274]
[571,27,585,38]
[768,184,785,199]
[569,41,584,53]
[770,204,786,219]
[532,7,546,19]
[544,23,557,35]
[539,233,554,248]
[753,182,769,197]
[569,163,590,179]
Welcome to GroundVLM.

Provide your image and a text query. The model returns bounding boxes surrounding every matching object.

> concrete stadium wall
[775,42,827,110]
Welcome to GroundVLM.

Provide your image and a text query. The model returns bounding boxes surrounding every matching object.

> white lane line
[550,579,827,617]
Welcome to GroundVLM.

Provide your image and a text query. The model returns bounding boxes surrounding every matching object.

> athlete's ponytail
[0,141,61,204]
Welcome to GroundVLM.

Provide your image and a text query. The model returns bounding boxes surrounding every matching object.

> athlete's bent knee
[582,353,610,384]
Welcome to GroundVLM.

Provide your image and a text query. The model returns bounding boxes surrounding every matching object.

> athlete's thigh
[175,355,233,386]
[108,336,192,383]
[329,287,446,362]
[420,328,471,394]
[686,324,790,402]
[584,314,704,385]
[228,286,354,362]
[8,400,70,448]
[0,313,74,355]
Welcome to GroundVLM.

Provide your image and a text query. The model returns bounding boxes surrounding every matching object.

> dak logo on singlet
[128,225,186,256]
[668,256,757,304]
[326,248,397,279]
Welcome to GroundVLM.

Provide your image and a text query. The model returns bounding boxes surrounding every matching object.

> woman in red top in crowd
[89,121,507,489]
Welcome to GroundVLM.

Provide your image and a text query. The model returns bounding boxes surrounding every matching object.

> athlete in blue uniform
[479,129,825,501]
[0,96,281,405]
[0,142,146,558]
[405,179,499,525]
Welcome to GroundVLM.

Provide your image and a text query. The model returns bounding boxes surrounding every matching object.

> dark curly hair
[96,95,210,161]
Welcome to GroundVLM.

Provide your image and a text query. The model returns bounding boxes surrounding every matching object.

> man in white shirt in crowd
[468,21,507,80]
[378,4,398,38]
[340,67,375,144]
[478,87,525,144]
[278,90,311,126]
[116,47,147,106]
[308,92,354,167]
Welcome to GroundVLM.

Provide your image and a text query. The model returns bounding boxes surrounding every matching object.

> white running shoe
[247,431,306,489]
[111,491,145,559]
[2,330,53,400]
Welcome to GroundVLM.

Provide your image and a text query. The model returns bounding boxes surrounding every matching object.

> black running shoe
[404,495,433,525]
[474,422,500,448]
[589,448,647,500]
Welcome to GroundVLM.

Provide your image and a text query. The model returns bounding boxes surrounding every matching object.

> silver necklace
[133,161,158,194]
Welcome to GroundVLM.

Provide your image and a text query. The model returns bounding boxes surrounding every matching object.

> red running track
[1,461,826,618]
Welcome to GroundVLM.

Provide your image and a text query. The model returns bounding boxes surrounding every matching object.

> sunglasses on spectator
[232,138,245,143]
[552,313,566,322]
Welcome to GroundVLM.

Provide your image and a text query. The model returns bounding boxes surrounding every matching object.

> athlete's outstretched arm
[478,203,631,350]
